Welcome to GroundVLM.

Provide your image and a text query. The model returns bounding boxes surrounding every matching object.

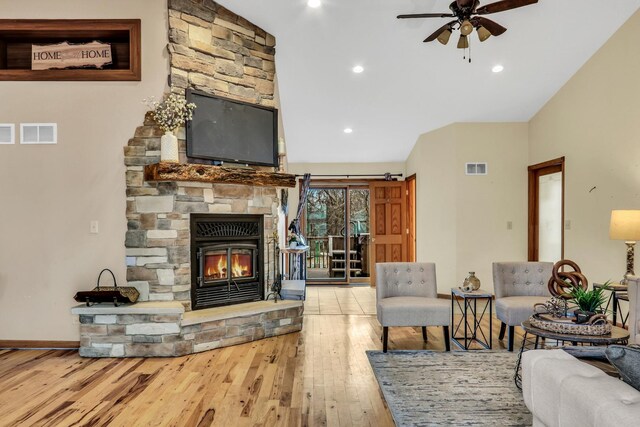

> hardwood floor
[304,285,376,315]
[0,295,526,426]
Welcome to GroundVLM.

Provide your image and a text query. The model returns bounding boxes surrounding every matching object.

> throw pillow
[605,345,640,392]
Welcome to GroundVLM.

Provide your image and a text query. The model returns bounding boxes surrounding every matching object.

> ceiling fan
[398,0,539,50]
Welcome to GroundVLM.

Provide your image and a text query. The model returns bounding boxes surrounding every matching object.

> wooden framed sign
[32,41,112,70]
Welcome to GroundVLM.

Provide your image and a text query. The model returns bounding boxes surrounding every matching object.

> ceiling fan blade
[475,0,538,15]
[423,20,458,42]
[473,17,507,36]
[397,13,455,19]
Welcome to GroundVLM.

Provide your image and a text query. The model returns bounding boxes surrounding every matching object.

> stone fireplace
[190,213,264,309]
[69,0,304,358]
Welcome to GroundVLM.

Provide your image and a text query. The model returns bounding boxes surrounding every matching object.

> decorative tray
[529,313,612,336]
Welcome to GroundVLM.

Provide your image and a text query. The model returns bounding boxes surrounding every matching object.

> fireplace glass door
[199,244,257,287]
[203,248,229,282]
[230,249,253,279]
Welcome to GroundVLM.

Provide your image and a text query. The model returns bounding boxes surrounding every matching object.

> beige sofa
[522,349,640,426]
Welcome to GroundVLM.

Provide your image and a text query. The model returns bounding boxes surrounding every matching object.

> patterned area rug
[367,351,532,426]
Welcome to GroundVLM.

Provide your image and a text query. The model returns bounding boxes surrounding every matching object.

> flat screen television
[186,89,278,166]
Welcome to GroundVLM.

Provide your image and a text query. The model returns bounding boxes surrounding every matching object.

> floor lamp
[609,210,640,283]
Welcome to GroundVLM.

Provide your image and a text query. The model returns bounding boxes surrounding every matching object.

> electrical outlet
[507,221,513,230]
[565,220,571,230]
[90,220,99,234]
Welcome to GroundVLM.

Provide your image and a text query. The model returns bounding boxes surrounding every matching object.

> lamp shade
[609,210,640,241]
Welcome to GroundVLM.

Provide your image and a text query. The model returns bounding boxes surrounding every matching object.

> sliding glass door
[304,184,371,284]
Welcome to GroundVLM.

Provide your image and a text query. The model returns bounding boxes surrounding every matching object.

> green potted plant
[569,281,610,324]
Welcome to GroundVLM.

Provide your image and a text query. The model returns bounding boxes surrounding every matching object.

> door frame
[528,157,565,261]
[406,174,417,262]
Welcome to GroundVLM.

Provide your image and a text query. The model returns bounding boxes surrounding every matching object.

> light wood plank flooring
[304,285,376,315]
[0,294,526,426]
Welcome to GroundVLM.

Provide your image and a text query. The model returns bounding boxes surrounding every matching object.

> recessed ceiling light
[492,64,504,73]
[344,128,353,134]
[307,0,321,8]
[352,65,364,74]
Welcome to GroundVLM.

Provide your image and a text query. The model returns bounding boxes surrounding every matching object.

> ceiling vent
[466,162,488,176]
[20,123,57,144]
[0,124,15,144]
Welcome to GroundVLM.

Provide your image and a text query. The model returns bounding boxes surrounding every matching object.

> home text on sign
[32,41,112,70]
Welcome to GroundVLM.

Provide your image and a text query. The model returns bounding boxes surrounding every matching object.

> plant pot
[573,309,596,324]
[160,131,179,163]
[289,241,297,249]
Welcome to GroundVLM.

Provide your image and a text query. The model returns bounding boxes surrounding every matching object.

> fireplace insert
[190,214,264,310]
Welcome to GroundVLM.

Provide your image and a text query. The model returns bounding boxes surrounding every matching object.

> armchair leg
[508,325,515,352]
[499,322,507,340]
[383,327,389,353]
[422,326,428,343]
[443,326,450,352]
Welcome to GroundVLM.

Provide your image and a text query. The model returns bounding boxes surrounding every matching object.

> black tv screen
[186,90,278,166]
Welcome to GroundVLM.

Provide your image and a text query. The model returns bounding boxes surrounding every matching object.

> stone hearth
[72,301,303,357]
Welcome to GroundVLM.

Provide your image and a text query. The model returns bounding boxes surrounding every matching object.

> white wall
[538,173,563,263]
[406,123,529,293]
[529,9,640,284]
[0,0,169,341]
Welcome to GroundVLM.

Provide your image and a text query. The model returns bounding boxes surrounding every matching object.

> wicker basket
[529,314,612,336]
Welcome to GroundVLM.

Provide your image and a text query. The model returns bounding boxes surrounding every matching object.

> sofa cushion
[377,296,450,327]
[527,352,605,427]
[495,296,549,326]
[560,367,640,426]
[523,349,640,427]
[606,345,640,392]
[522,349,575,414]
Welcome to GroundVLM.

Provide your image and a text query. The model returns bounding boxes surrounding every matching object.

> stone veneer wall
[76,302,303,357]
[124,0,280,308]
[167,0,276,106]
[125,116,279,308]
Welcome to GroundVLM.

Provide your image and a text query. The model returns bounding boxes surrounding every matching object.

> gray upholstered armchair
[376,262,451,352]
[628,276,639,344]
[493,262,553,351]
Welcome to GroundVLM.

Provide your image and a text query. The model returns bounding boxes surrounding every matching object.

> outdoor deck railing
[306,237,330,269]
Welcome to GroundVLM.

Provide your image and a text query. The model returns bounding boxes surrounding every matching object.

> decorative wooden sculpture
[547,259,588,299]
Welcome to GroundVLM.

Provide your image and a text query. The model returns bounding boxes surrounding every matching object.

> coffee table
[514,319,630,388]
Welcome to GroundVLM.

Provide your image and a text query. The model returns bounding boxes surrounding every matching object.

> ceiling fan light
[437,29,452,45]
[457,35,469,49]
[477,26,491,42]
[460,20,473,36]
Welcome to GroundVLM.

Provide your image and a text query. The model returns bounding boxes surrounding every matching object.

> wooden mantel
[144,162,296,188]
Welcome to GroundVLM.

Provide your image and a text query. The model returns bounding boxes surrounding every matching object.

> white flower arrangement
[143,92,196,133]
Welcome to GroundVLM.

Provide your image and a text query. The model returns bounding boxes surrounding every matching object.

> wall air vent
[0,124,15,144]
[465,162,488,176]
[20,123,57,144]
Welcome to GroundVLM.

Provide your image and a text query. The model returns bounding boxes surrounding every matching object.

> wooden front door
[370,181,408,285]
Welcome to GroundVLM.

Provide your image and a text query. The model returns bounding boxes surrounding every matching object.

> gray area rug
[367,351,532,426]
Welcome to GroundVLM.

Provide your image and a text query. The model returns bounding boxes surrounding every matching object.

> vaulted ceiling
[216,0,640,163]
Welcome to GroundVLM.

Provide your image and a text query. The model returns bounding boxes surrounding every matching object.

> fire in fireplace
[199,245,256,283]
[190,214,264,310]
